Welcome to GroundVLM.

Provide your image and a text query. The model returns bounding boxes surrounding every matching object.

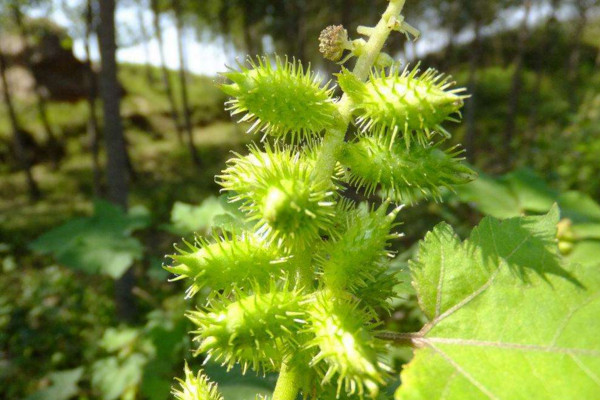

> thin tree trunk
[504,1,532,166]
[285,1,306,60]
[98,0,136,322]
[464,19,482,163]
[136,0,155,85]
[0,49,40,201]
[528,1,560,132]
[566,1,588,109]
[443,1,461,70]
[12,4,61,170]
[85,0,102,197]
[151,0,184,144]
[173,0,200,166]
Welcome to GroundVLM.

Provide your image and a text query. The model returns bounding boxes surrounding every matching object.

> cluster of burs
[166,3,475,399]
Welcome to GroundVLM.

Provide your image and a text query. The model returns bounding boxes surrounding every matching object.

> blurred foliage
[554,92,600,197]
[29,200,151,279]
[163,194,250,236]
[0,263,114,399]
[25,367,84,400]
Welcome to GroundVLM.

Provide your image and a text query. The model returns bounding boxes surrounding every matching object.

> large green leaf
[396,207,600,400]
[29,200,150,279]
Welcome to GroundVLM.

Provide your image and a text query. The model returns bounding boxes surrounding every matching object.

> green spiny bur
[172,362,223,400]
[221,56,339,142]
[305,292,387,398]
[167,233,288,298]
[338,65,467,148]
[318,203,401,299]
[188,284,306,374]
[340,135,476,204]
[218,144,338,248]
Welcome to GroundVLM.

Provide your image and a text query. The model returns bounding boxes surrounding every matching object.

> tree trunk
[464,19,482,163]
[151,0,184,144]
[136,0,155,85]
[504,1,532,167]
[0,49,40,201]
[527,1,560,132]
[97,0,136,322]
[285,1,306,60]
[12,4,61,170]
[566,1,588,109]
[173,0,200,166]
[85,0,102,197]
[443,1,461,70]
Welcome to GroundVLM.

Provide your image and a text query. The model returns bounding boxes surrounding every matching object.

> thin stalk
[272,2,409,399]
[272,362,302,400]
[313,0,407,183]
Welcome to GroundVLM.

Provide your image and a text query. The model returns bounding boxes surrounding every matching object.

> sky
[39,1,575,77]
[43,1,238,76]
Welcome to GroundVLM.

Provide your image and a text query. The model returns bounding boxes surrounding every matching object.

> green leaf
[455,171,520,218]
[164,197,227,235]
[558,191,600,223]
[502,168,557,213]
[566,240,600,267]
[92,354,147,400]
[397,208,599,400]
[29,200,149,279]
[26,367,83,400]
[571,223,600,240]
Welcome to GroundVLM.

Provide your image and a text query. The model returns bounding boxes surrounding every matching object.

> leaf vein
[429,342,499,400]
[569,352,600,387]
[435,244,445,318]
[420,337,600,357]
[422,265,502,334]
[551,291,600,345]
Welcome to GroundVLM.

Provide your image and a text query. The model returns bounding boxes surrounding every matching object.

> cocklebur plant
[166,1,476,399]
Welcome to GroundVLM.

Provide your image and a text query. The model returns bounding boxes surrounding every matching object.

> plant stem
[272,2,409,399]
[272,362,302,400]
[313,0,407,183]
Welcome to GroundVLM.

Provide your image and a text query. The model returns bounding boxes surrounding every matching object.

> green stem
[272,362,302,400]
[294,249,314,290]
[272,2,409,398]
[313,0,407,182]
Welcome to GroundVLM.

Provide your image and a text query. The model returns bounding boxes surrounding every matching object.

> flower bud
[319,25,350,62]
